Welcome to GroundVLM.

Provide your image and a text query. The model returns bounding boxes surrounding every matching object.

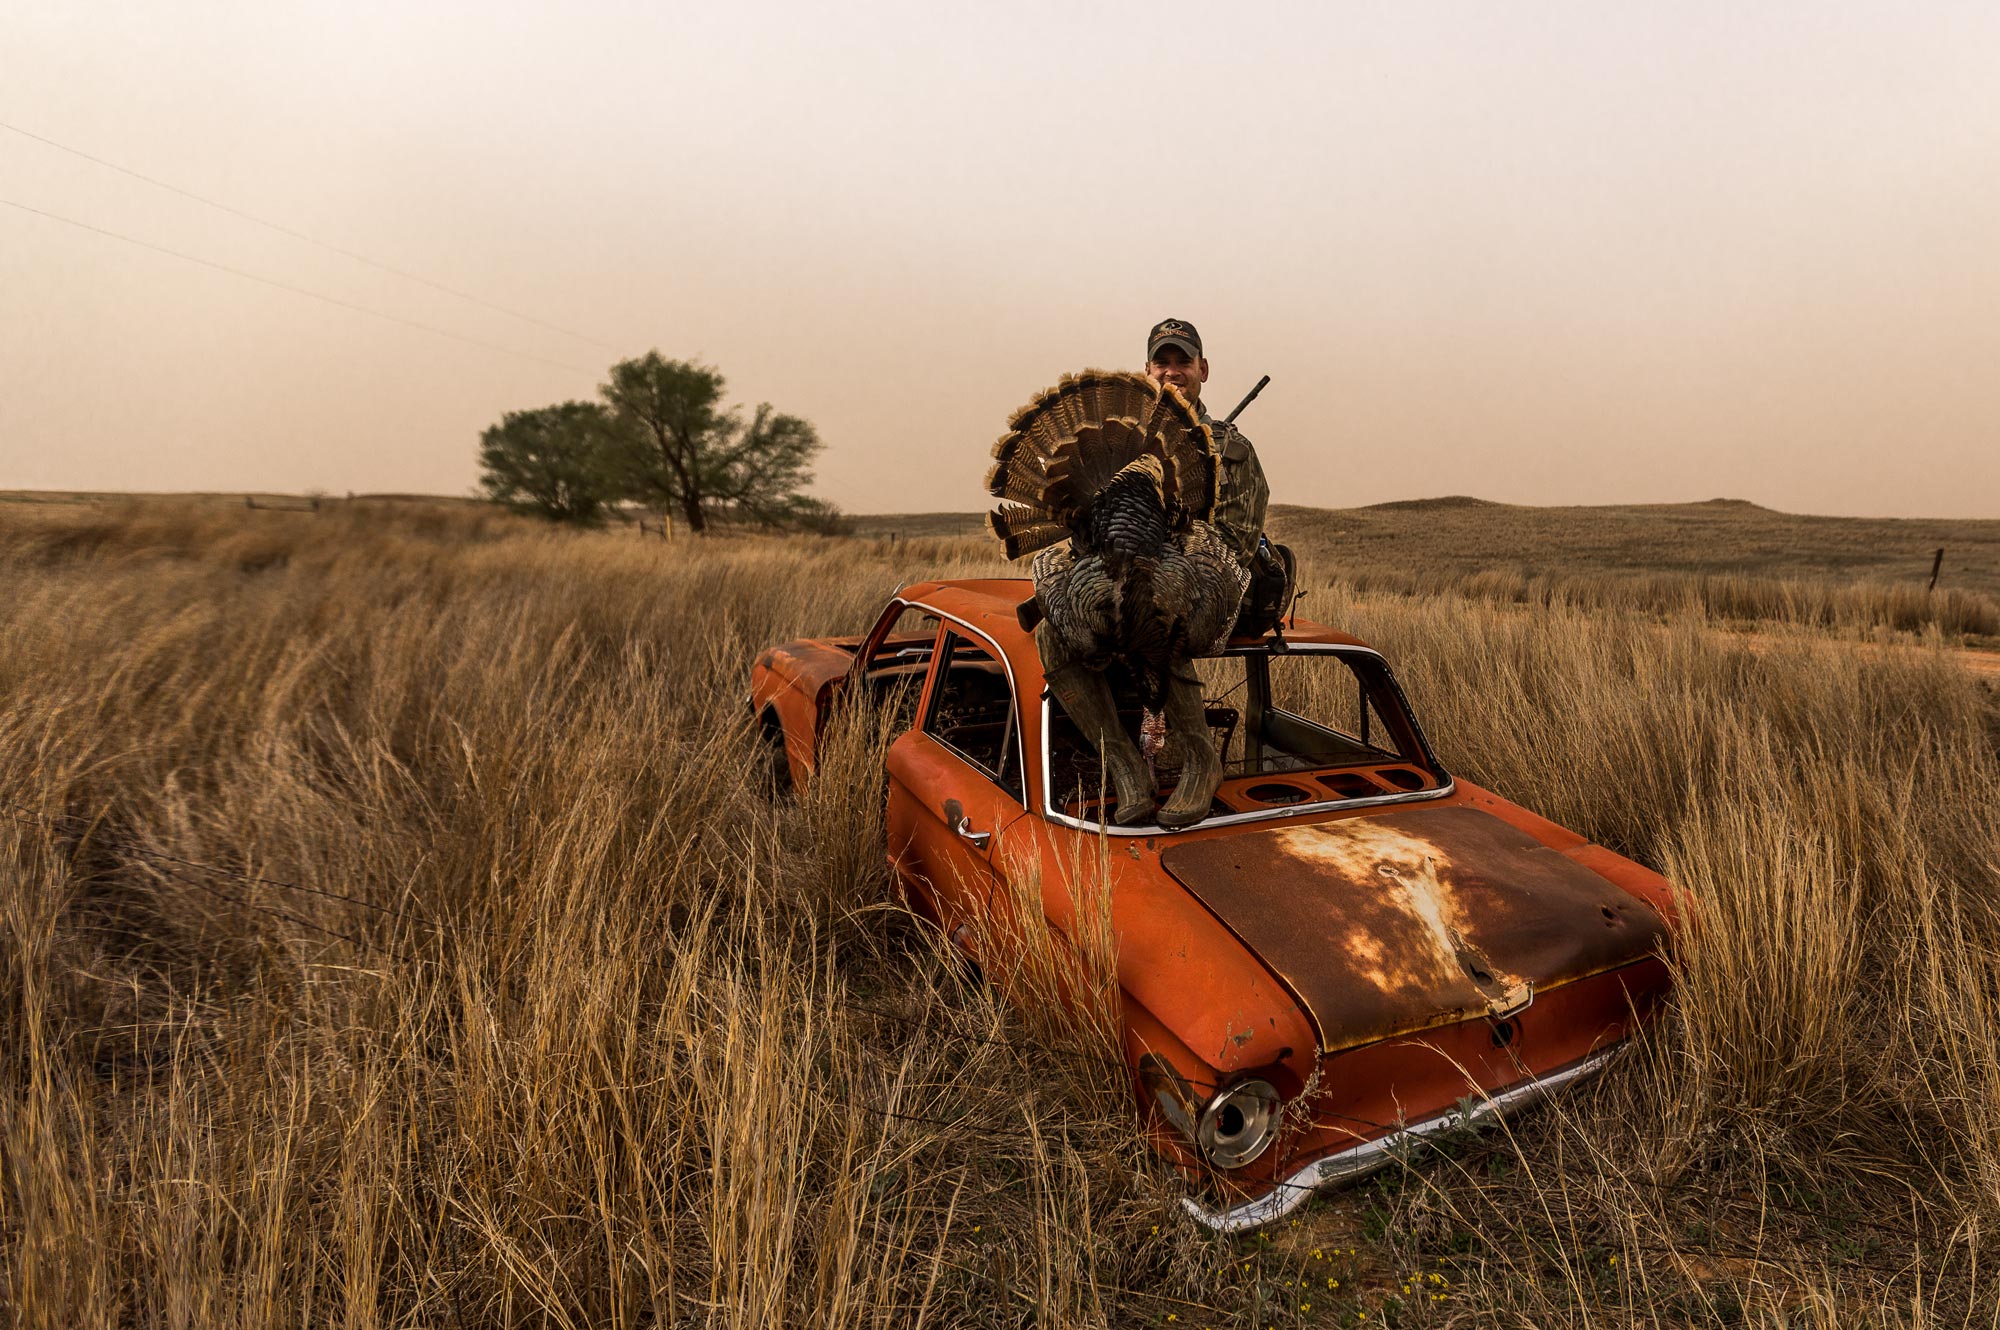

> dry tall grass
[1265,526,2000,640]
[1309,563,2000,639]
[3,500,1997,1327]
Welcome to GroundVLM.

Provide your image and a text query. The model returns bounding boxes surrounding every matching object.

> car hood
[1159,805,1668,1055]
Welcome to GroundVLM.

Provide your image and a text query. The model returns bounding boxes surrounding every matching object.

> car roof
[895,577,1381,658]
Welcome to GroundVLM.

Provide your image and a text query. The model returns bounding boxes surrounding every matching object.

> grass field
[4,496,1999,1327]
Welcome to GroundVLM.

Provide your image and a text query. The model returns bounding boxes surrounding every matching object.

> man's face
[1147,345,1208,404]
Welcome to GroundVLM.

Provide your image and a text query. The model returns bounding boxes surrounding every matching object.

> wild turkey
[985,370,1249,828]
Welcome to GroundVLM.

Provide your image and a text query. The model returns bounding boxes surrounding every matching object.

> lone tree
[601,351,823,533]
[477,401,620,524]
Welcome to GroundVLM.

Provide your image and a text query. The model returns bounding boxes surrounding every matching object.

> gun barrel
[1223,374,1270,425]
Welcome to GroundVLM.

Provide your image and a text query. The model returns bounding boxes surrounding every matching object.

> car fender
[996,813,1320,1096]
[750,639,858,787]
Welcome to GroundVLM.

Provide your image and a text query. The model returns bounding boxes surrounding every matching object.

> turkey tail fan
[985,370,1140,518]
[1002,372,1093,461]
[984,445,1051,507]
[1051,369,1128,436]
[1007,370,1151,455]
[1037,415,1157,523]
[984,372,1109,508]
[1069,419,1133,508]
[1171,438,1220,517]
[1144,380,1205,450]
[988,418,1052,481]
[984,368,1223,551]
[988,504,1067,560]
[1148,383,1219,517]
[1076,370,1157,432]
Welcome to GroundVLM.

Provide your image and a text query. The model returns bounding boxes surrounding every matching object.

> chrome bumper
[1181,1045,1623,1233]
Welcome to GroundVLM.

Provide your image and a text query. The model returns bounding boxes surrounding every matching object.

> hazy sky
[5,2,1997,517]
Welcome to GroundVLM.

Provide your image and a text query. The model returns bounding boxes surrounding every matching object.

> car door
[886,625,1030,950]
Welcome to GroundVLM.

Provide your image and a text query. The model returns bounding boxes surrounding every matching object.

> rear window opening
[1044,646,1447,829]
[857,603,941,730]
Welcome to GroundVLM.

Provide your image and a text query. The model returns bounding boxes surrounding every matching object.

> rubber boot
[1043,660,1157,826]
[1155,668,1223,829]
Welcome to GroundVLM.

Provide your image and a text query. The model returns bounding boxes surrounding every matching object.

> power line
[1,119,619,352]
[0,196,595,374]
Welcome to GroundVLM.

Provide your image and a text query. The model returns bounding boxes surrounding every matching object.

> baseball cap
[1146,317,1203,362]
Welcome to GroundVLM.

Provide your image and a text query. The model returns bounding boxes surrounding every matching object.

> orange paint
[750,578,1681,1226]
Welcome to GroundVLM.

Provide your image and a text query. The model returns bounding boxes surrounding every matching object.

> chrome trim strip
[1037,644,1454,835]
[1180,1045,1625,1233]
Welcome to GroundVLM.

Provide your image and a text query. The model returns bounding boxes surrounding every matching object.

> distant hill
[1267,499,2000,607]
[1359,495,1503,513]
[846,511,990,539]
[851,498,2000,604]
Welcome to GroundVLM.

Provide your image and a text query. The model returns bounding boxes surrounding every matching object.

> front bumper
[1181,1044,1624,1233]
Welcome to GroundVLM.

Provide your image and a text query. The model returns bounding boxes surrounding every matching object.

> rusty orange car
[749,579,1679,1230]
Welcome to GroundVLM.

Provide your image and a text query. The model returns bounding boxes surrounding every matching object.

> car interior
[921,634,1023,799]
[1047,650,1444,824]
[854,612,1443,827]
[855,618,939,732]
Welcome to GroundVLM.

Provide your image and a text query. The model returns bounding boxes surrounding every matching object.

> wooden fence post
[1928,548,1945,594]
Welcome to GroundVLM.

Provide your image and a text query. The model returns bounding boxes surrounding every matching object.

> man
[1145,318,1287,635]
[1144,318,1267,564]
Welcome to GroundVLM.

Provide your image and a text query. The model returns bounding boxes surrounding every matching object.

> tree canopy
[476,352,829,532]
[601,352,824,533]
[477,401,620,525]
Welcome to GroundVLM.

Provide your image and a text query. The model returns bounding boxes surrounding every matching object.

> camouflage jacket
[1202,407,1269,563]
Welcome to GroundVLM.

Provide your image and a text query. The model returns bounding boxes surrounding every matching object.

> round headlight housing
[1197,1078,1280,1169]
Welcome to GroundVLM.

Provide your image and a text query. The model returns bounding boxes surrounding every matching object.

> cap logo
[1146,316,1203,361]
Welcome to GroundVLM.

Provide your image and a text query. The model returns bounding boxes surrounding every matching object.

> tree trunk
[652,427,705,533]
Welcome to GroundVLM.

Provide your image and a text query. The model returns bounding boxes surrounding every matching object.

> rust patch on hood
[1159,807,1666,1054]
